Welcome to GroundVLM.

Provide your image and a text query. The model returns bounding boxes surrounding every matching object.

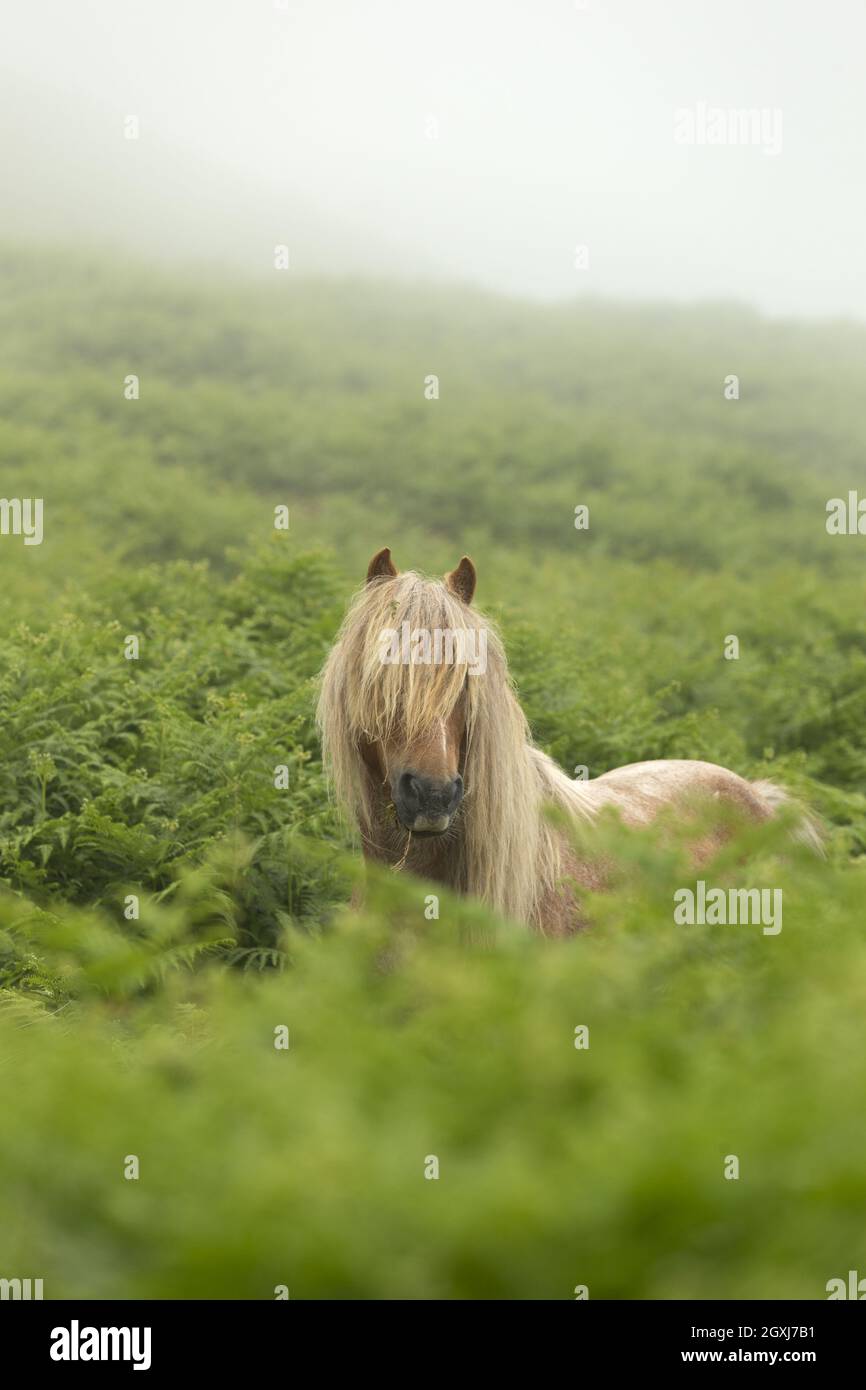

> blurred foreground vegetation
[0,245,864,1298]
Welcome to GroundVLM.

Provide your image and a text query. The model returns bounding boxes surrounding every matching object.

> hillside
[0,244,864,1298]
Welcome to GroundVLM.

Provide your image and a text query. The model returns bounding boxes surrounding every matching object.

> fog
[4,0,865,318]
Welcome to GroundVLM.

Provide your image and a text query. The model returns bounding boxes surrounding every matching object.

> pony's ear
[366,547,398,584]
[445,556,476,605]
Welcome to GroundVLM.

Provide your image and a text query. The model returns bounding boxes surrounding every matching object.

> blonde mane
[316,570,594,926]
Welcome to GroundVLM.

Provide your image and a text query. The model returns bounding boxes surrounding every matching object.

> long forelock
[330,572,502,744]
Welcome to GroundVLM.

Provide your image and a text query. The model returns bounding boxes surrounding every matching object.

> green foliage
[0,242,864,1298]
[0,544,345,918]
[1,828,864,1299]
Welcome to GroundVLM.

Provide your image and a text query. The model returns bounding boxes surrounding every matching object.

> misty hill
[2,237,865,586]
[1,236,866,1302]
[3,237,866,821]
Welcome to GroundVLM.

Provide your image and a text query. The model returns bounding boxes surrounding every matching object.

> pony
[316,548,821,935]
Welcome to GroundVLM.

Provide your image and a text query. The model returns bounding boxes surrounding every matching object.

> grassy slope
[0,244,864,1297]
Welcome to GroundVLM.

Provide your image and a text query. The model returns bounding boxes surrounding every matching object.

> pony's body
[317,551,816,935]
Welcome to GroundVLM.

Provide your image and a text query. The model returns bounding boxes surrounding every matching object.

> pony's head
[318,547,496,836]
[318,547,578,924]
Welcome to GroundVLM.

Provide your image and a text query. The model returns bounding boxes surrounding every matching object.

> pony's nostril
[398,772,423,812]
[449,775,464,810]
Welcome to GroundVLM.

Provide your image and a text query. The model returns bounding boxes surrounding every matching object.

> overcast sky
[3,0,865,318]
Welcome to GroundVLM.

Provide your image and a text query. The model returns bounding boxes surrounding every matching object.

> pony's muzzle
[395,771,463,833]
